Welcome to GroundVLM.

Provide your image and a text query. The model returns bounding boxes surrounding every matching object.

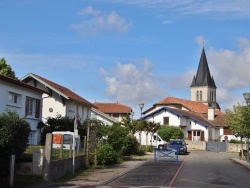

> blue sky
[1,0,250,118]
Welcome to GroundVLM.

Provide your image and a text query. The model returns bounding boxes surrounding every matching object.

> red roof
[145,97,227,127]
[21,73,93,107]
[154,97,223,115]
[93,102,132,114]
[0,74,45,94]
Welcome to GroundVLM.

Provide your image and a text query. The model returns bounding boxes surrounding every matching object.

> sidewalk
[231,157,250,170]
[52,153,154,187]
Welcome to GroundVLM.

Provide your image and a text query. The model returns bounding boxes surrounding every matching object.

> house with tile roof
[0,74,45,145]
[93,102,132,122]
[21,73,94,123]
[142,98,230,141]
[91,108,119,125]
[142,48,233,142]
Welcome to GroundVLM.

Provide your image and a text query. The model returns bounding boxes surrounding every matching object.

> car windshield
[169,141,184,145]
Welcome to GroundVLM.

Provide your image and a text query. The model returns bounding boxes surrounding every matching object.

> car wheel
[158,145,164,150]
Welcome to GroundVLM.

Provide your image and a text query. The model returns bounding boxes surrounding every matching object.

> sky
[1,0,250,118]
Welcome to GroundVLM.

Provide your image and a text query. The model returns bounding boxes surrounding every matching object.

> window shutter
[163,117,169,125]
[25,96,29,116]
[35,99,40,118]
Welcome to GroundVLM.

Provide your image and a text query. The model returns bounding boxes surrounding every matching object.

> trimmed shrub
[0,109,31,176]
[97,144,118,165]
[157,125,184,141]
[122,135,141,156]
[229,139,242,144]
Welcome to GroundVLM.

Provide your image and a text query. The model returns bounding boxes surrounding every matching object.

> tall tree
[0,58,16,79]
[225,104,250,158]
[145,121,160,149]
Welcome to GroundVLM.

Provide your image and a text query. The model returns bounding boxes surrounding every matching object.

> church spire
[190,47,220,110]
[190,47,216,88]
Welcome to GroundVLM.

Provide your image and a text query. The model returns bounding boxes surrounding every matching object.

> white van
[134,132,167,149]
[52,131,80,150]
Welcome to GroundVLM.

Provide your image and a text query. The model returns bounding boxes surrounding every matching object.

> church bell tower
[190,48,220,110]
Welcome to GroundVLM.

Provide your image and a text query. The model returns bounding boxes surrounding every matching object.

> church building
[142,48,232,142]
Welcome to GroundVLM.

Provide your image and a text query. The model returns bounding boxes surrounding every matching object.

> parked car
[168,139,188,154]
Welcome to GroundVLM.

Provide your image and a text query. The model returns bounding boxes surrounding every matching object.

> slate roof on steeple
[190,48,216,88]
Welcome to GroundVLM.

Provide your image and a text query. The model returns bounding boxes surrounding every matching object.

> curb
[99,160,150,186]
[231,158,250,170]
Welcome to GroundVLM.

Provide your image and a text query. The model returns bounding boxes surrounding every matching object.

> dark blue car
[168,139,188,154]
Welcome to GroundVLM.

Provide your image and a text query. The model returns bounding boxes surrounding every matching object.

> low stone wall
[185,140,241,153]
[16,152,85,178]
[186,140,206,150]
[15,162,32,175]
[227,143,241,153]
[46,155,85,181]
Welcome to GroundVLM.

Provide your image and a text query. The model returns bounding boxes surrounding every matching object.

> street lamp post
[139,103,144,119]
[243,93,250,163]
[138,103,144,148]
[131,111,134,119]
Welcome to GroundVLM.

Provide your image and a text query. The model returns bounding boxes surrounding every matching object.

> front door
[188,130,204,141]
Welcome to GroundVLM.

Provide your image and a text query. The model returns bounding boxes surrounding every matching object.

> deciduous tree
[0,58,16,79]
[225,104,250,158]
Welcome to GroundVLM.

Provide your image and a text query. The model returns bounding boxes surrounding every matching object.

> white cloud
[78,5,101,16]
[207,37,250,90]
[102,59,166,106]
[216,88,230,103]
[104,0,250,19]
[195,36,209,49]
[71,6,132,36]
[162,20,172,24]
[167,69,195,89]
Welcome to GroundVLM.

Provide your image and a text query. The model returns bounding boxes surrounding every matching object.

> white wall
[144,108,211,141]
[0,79,43,145]
[42,93,66,121]
[91,111,115,125]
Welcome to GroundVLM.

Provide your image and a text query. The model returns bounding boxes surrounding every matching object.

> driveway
[173,150,250,188]
[106,150,250,188]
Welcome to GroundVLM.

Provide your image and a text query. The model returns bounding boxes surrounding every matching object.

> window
[163,117,169,125]
[113,114,119,118]
[196,91,199,101]
[200,91,202,101]
[25,96,40,118]
[8,92,21,106]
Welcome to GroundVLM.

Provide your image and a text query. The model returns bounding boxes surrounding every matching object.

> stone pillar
[43,133,52,182]
[32,149,44,175]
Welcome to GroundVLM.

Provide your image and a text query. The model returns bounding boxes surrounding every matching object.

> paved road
[105,150,250,188]
[105,153,187,187]
[3,150,249,188]
[174,150,250,188]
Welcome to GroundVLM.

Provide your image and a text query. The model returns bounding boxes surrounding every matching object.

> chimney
[208,108,215,120]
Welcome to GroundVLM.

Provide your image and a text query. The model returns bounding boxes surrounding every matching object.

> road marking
[168,155,188,187]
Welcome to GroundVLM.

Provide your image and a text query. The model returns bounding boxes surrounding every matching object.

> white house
[142,101,229,141]
[91,107,119,125]
[93,102,132,122]
[21,73,94,123]
[0,74,44,145]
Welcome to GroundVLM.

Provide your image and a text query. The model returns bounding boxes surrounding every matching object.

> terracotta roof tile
[155,97,213,114]
[22,73,93,107]
[93,102,132,114]
[0,74,45,94]
[147,97,227,127]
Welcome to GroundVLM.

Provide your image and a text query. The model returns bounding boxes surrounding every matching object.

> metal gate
[154,148,178,162]
[206,141,227,152]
